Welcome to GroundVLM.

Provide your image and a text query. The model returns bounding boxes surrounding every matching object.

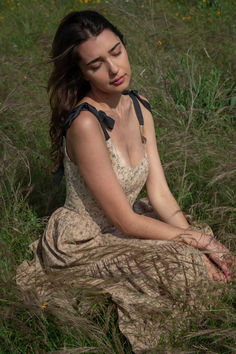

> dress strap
[122,90,152,126]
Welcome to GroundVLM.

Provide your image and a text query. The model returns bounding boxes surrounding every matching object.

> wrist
[180,229,208,249]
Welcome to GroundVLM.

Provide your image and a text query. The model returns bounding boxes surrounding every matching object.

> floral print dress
[17,91,211,353]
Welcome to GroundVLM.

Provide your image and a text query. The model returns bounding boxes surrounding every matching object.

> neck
[88,87,124,114]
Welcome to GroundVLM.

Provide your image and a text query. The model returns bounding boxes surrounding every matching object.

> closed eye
[90,64,102,71]
[113,50,121,57]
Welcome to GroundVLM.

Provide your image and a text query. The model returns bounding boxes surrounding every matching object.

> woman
[17,10,234,353]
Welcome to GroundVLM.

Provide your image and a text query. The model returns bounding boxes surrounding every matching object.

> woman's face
[77,29,131,95]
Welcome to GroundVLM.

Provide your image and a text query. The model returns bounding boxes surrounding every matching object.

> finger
[203,254,228,283]
[208,253,232,279]
[215,259,232,282]
[213,259,231,281]
[211,266,227,282]
[212,268,227,282]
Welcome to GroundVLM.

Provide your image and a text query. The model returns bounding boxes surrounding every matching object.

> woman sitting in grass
[17,10,235,353]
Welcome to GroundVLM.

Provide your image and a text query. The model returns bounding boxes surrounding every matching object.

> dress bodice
[63,138,149,231]
[62,90,151,233]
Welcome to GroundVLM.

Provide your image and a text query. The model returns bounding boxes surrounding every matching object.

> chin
[122,79,130,91]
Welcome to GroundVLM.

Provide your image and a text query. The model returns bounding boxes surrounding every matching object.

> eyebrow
[86,42,121,66]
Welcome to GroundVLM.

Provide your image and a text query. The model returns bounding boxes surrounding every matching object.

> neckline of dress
[106,138,147,170]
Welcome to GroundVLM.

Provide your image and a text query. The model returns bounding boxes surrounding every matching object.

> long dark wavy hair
[48,10,124,170]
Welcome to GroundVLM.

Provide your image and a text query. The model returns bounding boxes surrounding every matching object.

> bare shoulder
[138,93,149,102]
[66,108,109,165]
[67,109,102,139]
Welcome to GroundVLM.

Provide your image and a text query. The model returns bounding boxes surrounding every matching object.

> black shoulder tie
[63,102,115,140]
[97,110,115,140]
[123,90,152,116]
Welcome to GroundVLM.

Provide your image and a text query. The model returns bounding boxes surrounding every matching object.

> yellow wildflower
[182,16,186,21]
[187,16,191,20]
[141,4,144,8]
[10,6,15,10]
[42,302,48,309]
[157,40,162,46]
[202,0,206,3]
[97,0,101,3]
[175,12,179,17]
[216,11,221,16]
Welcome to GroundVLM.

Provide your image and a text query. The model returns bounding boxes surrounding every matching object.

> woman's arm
[142,106,189,229]
[66,110,234,281]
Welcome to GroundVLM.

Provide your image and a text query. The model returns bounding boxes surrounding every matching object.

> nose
[107,59,119,76]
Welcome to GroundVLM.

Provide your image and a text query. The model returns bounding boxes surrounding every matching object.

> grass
[0,0,236,352]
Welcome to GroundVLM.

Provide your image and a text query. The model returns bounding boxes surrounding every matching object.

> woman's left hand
[199,234,235,282]
[202,254,228,282]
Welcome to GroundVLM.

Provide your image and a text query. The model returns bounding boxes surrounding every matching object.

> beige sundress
[17,91,211,353]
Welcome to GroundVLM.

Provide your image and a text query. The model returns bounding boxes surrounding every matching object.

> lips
[111,75,125,86]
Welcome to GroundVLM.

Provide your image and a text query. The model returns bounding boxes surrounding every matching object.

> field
[0,0,236,352]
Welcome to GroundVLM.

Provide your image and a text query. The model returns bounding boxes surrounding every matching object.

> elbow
[147,189,173,208]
